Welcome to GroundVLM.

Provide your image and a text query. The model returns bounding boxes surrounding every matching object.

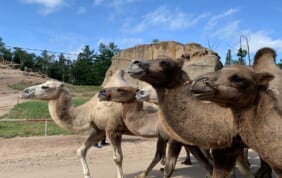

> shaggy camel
[98,86,213,178]
[128,56,253,178]
[190,64,282,177]
[251,47,282,177]
[20,70,132,178]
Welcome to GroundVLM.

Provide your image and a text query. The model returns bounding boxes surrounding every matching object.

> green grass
[1,82,97,137]
[6,100,49,119]
[0,121,73,138]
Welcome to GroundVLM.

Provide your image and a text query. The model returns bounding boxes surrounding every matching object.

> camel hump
[254,47,276,65]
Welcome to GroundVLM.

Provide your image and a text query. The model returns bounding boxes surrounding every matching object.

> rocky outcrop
[103,41,222,86]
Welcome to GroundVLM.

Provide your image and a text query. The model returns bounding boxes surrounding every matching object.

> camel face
[190,65,274,108]
[98,86,139,103]
[20,80,64,100]
[128,56,184,87]
[135,85,155,102]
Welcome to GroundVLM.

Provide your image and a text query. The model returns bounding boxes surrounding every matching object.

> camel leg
[163,140,182,178]
[161,142,167,165]
[236,149,254,178]
[181,146,192,165]
[135,136,167,178]
[211,148,237,178]
[107,129,124,178]
[254,159,272,178]
[186,145,213,176]
[77,129,105,178]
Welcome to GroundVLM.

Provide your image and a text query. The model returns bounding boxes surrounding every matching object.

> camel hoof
[135,172,146,178]
[181,160,192,165]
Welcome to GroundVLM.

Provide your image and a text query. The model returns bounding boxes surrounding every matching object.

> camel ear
[176,58,184,68]
[60,83,64,88]
[255,72,274,87]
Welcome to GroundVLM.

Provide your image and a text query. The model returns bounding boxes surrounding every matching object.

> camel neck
[121,100,159,137]
[48,88,91,131]
[155,82,236,148]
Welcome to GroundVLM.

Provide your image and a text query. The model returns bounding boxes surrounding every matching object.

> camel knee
[77,147,86,158]
[113,154,122,164]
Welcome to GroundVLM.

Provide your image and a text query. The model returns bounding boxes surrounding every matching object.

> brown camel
[128,56,253,178]
[98,86,213,178]
[20,70,131,178]
[252,47,281,177]
[190,64,282,177]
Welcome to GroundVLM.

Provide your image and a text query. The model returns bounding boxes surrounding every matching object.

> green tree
[36,50,55,74]
[225,49,232,66]
[236,47,247,65]
[71,45,97,85]
[93,42,120,85]
[277,59,282,69]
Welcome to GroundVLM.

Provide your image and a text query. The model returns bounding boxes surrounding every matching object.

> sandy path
[0,135,264,178]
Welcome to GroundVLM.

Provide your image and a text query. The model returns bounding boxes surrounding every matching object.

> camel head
[135,85,158,104]
[98,86,139,103]
[128,55,188,88]
[190,65,274,108]
[20,80,65,100]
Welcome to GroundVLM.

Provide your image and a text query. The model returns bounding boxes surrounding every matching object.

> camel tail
[253,47,276,65]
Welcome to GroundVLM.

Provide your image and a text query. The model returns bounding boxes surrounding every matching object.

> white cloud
[211,20,241,40]
[21,0,65,15]
[206,8,239,30]
[122,6,207,33]
[241,31,282,53]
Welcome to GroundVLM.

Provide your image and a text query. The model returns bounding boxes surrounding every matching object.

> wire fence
[0,118,53,136]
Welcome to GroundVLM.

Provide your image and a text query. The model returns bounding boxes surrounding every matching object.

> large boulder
[102,41,222,86]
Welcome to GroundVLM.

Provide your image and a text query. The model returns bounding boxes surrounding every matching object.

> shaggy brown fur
[98,86,213,178]
[128,57,253,178]
[190,64,282,177]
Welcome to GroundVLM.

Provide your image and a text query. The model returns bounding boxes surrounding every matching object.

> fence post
[44,119,48,136]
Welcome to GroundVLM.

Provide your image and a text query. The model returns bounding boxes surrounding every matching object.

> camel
[251,47,280,177]
[98,86,213,178]
[128,56,254,178]
[20,70,132,178]
[190,64,282,177]
[19,69,208,178]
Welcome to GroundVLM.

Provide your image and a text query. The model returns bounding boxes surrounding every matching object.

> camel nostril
[99,89,106,94]
[132,60,141,66]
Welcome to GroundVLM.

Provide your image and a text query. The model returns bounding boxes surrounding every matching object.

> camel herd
[19,47,281,178]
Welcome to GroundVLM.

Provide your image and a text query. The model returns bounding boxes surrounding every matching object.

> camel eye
[230,75,244,83]
[160,60,170,70]
[42,86,49,89]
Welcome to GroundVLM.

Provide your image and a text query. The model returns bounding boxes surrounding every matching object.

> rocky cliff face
[102,41,222,86]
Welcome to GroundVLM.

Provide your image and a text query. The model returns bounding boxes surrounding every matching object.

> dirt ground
[0,134,264,178]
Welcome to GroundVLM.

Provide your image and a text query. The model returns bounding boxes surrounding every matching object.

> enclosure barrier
[0,118,53,136]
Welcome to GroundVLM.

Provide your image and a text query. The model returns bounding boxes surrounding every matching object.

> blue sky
[1,0,282,63]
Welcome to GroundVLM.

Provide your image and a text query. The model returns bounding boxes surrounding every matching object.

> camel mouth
[97,93,110,101]
[127,60,147,79]
[127,69,145,79]
[19,90,34,99]
[190,80,215,100]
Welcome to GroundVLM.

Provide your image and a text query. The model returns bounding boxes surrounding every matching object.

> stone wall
[102,41,222,87]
